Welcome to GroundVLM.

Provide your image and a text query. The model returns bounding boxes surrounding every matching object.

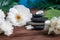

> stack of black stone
[27,13,48,30]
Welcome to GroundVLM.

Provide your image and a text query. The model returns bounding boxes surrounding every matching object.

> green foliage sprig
[0,0,18,13]
[45,8,60,19]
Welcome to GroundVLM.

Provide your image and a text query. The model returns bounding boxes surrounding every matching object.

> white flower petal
[6,5,32,26]
[0,9,5,20]
[25,25,34,30]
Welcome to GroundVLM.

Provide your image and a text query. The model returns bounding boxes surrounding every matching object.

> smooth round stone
[31,17,47,23]
[32,14,43,18]
[27,21,44,26]
[33,26,44,30]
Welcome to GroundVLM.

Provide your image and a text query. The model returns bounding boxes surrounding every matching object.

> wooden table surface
[0,27,60,40]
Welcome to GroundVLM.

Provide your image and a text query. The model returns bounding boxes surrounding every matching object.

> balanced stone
[27,21,44,26]
[31,17,47,23]
[33,26,44,30]
[32,14,43,18]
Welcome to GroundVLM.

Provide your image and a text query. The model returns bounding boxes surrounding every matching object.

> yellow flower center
[16,14,21,22]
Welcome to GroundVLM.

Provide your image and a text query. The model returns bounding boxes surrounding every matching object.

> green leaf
[45,8,60,20]
[0,0,18,13]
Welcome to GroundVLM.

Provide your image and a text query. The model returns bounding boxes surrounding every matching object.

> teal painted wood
[18,0,46,8]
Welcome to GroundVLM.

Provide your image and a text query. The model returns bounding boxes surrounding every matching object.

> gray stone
[27,21,44,26]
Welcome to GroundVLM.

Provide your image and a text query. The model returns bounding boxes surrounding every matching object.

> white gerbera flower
[48,17,58,34]
[6,5,32,26]
[44,17,60,35]
[0,9,14,36]
[0,20,14,36]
